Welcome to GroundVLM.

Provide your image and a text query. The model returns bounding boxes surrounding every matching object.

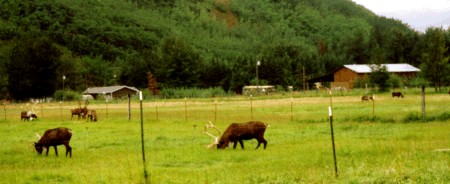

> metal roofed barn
[333,63,420,89]
[83,86,139,100]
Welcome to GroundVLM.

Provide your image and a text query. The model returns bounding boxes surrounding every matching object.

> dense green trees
[420,28,449,92]
[0,0,449,100]
[6,36,61,100]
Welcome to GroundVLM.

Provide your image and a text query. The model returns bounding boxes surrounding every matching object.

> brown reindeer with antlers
[203,121,269,150]
[71,100,88,120]
[20,102,38,121]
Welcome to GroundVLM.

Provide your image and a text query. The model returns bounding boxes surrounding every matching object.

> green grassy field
[1,91,449,183]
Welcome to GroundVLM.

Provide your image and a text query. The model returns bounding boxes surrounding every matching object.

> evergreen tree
[7,36,61,100]
[369,64,389,92]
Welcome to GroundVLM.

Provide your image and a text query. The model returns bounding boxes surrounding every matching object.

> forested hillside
[0,0,448,100]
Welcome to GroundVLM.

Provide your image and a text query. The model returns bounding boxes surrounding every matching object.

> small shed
[243,85,276,95]
[333,63,420,89]
[83,86,139,100]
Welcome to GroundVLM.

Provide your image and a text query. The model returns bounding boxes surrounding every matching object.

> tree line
[0,0,448,101]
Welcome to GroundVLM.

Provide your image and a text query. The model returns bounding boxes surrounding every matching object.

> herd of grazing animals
[70,102,98,122]
[23,91,412,157]
[361,92,406,101]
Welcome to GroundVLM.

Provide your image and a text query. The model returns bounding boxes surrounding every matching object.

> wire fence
[2,92,449,124]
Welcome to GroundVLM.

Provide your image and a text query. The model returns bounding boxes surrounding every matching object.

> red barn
[333,64,420,89]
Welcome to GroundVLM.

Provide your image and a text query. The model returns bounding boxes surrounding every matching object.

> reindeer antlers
[205,121,222,135]
[203,121,222,149]
[35,132,41,140]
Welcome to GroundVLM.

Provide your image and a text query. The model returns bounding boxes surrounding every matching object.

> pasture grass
[0,91,449,183]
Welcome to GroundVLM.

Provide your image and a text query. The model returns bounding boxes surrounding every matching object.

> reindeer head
[217,139,230,149]
[34,143,43,154]
[34,133,43,154]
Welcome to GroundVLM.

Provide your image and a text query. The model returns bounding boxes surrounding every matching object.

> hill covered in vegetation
[0,0,447,100]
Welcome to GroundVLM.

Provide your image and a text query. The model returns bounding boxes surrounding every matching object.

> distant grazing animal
[21,111,38,121]
[87,109,97,122]
[71,107,88,120]
[35,127,72,157]
[217,121,268,149]
[361,95,373,102]
[392,92,404,98]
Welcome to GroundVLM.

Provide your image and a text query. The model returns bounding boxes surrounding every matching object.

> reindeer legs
[64,143,72,158]
[54,146,58,156]
[238,140,244,149]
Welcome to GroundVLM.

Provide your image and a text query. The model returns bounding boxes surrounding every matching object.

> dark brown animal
[217,121,268,149]
[21,111,38,121]
[392,92,404,98]
[361,95,373,101]
[87,109,97,122]
[71,107,88,120]
[35,127,72,157]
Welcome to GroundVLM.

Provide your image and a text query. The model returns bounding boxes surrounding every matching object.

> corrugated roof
[83,86,139,94]
[344,63,420,73]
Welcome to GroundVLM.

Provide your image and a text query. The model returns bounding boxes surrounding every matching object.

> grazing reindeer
[216,121,268,149]
[21,111,38,121]
[86,109,97,122]
[392,92,404,98]
[71,107,87,119]
[35,127,72,157]
[71,101,89,120]
[21,102,38,121]
[361,95,373,102]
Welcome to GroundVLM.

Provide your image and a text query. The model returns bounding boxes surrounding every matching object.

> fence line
[1,93,448,123]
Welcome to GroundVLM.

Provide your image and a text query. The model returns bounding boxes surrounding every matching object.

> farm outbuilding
[243,85,276,95]
[83,86,139,100]
[307,63,421,90]
[333,63,420,89]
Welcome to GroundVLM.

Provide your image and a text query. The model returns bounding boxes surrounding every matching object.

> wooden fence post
[155,103,159,121]
[184,97,187,121]
[290,97,293,121]
[250,95,253,120]
[214,99,217,122]
[3,103,6,120]
[421,86,426,121]
[128,94,131,120]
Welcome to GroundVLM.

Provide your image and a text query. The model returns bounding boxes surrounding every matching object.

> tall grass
[0,92,448,183]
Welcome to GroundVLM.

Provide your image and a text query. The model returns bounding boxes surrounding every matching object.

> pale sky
[352,0,450,32]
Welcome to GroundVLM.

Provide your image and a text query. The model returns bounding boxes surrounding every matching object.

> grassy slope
[0,91,449,183]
